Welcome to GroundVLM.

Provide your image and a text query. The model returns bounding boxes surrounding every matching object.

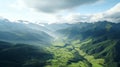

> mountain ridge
[0,18,120,67]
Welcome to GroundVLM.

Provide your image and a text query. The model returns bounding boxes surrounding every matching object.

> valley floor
[45,38,105,67]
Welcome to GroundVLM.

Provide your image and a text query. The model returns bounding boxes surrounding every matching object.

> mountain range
[0,18,120,67]
[56,21,120,67]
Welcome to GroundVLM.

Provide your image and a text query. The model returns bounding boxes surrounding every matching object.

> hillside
[51,21,120,67]
[0,19,53,45]
[0,41,53,67]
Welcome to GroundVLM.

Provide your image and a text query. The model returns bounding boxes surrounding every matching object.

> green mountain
[0,41,53,67]
[52,21,120,67]
[0,19,120,67]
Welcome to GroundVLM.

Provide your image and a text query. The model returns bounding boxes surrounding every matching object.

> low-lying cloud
[60,3,120,23]
[23,0,101,13]
[102,3,120,22]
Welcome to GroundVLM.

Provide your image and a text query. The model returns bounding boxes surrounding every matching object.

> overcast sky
[0,0,120,23]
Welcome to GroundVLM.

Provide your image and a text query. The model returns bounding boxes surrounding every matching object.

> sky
[0,0,120,23]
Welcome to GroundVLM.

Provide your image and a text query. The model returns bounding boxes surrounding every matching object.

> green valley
[0,19,120,67]
[45,38,105,67]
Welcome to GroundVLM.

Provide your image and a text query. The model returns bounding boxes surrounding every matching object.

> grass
[45,38,105,67]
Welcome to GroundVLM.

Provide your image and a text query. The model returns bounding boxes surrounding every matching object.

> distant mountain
[44,23,73,31]
[0,19,53,45]
[57,21,120,40]
[56,21,120,67]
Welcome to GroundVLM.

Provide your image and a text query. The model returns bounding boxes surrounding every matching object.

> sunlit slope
[55,21,120,67]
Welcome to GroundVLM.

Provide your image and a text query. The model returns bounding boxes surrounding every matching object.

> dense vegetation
[0,19,120,67]
[55,21,120,67]
[0,41,53,67]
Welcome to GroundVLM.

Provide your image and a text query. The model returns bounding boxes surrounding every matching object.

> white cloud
[102,3,120,22]
[61,14,92,23]
[59,3,120,23]
[10,0,26,10]
[23,0,101,13]
[7,0,120,24]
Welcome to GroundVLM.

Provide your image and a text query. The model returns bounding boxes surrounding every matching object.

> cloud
[60,14,92,23]
[60,3,120,23]
[10,0,26,10]
[91,3,120,23]
[8,0,120,24]
[102,3,120,22]
[23,0,101,13]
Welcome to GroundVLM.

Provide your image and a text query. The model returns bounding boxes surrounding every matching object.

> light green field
[45,38,105,67]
